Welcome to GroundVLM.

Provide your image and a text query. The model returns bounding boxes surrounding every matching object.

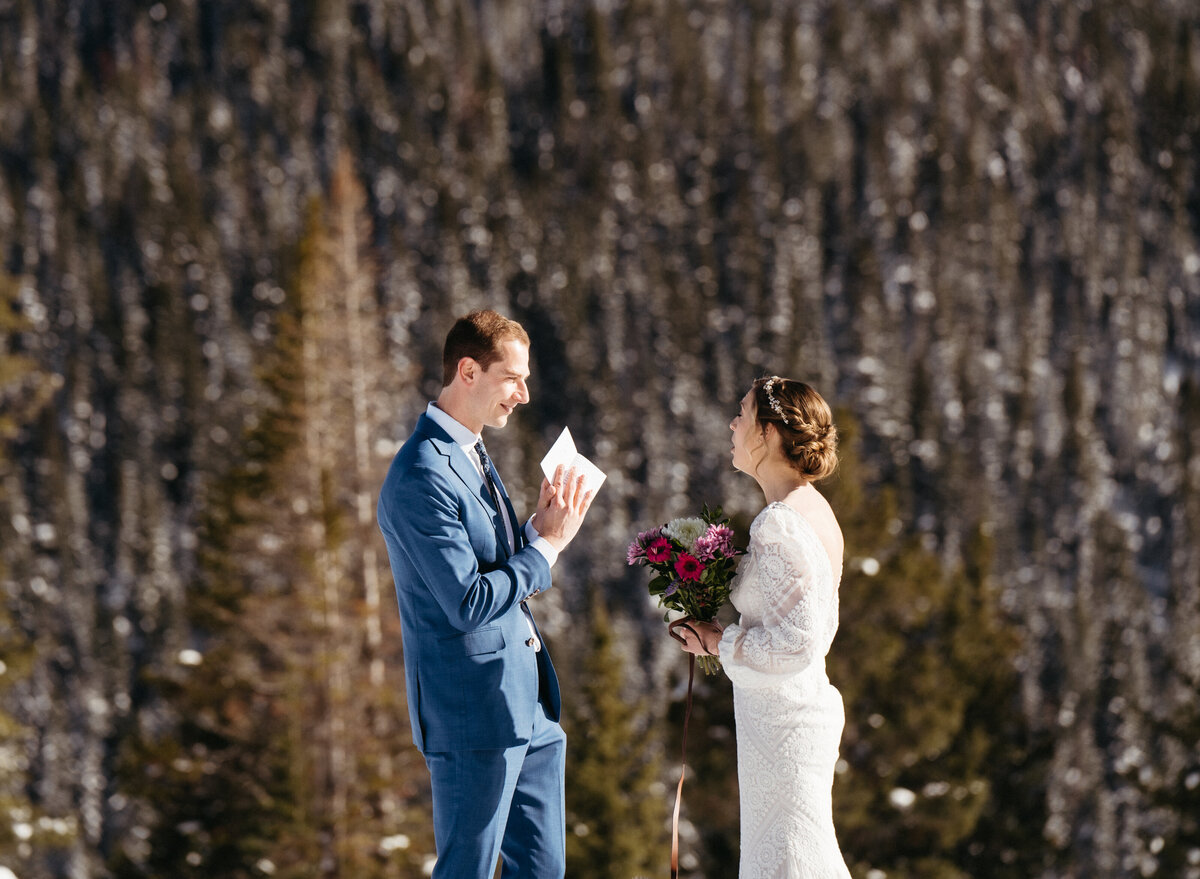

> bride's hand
[668,618,723,656]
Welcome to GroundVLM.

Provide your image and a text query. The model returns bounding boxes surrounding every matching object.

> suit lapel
[418,415,515,554]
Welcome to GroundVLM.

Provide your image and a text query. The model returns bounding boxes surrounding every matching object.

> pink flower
[646,538,673,563]
[693,524,735,561]
[674,553,705,581]
[626,540,646,565]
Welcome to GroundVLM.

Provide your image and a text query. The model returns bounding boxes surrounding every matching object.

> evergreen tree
[110,180,430,878]
[108,246,321,879]
[826,416,1053,879]
[562,595,668,879]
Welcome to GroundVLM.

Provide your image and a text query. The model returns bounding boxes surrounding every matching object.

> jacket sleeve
[380,461,551,631]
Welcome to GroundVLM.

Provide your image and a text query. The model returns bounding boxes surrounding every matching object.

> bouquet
[627,505,744,674]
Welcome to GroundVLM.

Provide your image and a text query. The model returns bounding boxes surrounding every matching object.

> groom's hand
[531,464,594,551]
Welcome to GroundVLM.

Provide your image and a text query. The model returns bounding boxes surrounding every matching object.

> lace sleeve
[718,508,831,688]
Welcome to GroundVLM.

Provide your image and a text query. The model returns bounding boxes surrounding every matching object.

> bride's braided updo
[751,376,839,481]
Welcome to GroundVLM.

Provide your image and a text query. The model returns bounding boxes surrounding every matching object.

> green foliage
[111,193,434,878]
[826,418,1053,879]
[109,265,319,877]
[109,641,318,879]
[563,595,668,879]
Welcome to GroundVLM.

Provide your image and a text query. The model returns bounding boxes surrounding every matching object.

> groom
[377,310,594,879]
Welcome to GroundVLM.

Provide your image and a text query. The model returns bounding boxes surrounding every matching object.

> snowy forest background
[2,0,1199,877]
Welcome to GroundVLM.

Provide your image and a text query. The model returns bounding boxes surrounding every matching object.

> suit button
[525,638,536,647]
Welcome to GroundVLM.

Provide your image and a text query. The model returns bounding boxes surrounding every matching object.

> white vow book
[539,427,607,494]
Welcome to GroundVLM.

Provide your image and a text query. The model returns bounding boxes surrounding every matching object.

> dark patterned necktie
[474,440,503,513]
[477,439,538,648]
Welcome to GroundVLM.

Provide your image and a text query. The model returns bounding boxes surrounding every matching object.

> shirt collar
[426,402,479,453]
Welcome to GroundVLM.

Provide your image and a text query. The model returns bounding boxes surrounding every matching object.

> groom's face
[472,339,531,429]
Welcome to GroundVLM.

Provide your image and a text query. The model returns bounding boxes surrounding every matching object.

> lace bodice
[719,502,842,688]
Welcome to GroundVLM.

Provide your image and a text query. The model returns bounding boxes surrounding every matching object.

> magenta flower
[674,553,705,581]
[646,538,673,563]
[628,527,666,565]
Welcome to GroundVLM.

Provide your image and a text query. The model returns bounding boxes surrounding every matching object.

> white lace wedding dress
[717,502,852,879]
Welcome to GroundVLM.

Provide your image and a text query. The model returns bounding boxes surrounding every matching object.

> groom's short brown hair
[442,310,530,387]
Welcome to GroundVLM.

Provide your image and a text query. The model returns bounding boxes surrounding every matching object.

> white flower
[663,517,706,551]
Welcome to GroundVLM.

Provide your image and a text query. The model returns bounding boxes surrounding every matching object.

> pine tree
[825,415,1052,878]
[110,174,431,877]
[562,594,668,879]
[108,251,321,879]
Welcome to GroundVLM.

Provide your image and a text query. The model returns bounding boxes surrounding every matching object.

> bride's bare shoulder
[786,488,844,564]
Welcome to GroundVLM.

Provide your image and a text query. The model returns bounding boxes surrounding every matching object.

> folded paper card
[540,427,607,494]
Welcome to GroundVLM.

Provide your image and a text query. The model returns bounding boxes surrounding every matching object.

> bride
[675,376,852,879]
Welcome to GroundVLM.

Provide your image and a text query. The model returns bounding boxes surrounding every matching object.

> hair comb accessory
[763,377,789,424]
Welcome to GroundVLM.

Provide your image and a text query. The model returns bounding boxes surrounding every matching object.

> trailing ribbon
[666,619,699,879]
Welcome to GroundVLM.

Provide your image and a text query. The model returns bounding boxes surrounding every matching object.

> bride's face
[730,389,766,473]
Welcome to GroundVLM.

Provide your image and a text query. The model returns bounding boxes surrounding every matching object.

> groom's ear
[456,356,478,385]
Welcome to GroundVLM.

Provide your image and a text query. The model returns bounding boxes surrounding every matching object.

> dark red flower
[674,553,704,581]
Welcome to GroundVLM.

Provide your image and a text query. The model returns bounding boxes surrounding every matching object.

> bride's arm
[718,514,825,687]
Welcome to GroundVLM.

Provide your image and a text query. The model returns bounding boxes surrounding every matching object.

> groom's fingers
[543,466,566,508]
[556,467,579,505]
[575,485,595,515]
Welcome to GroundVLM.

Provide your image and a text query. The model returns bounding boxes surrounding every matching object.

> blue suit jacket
[377,414,562,753]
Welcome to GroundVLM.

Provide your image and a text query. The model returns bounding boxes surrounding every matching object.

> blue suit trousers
[424,701,567,879]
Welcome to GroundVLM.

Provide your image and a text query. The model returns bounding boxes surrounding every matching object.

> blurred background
[2,0,1199,877]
